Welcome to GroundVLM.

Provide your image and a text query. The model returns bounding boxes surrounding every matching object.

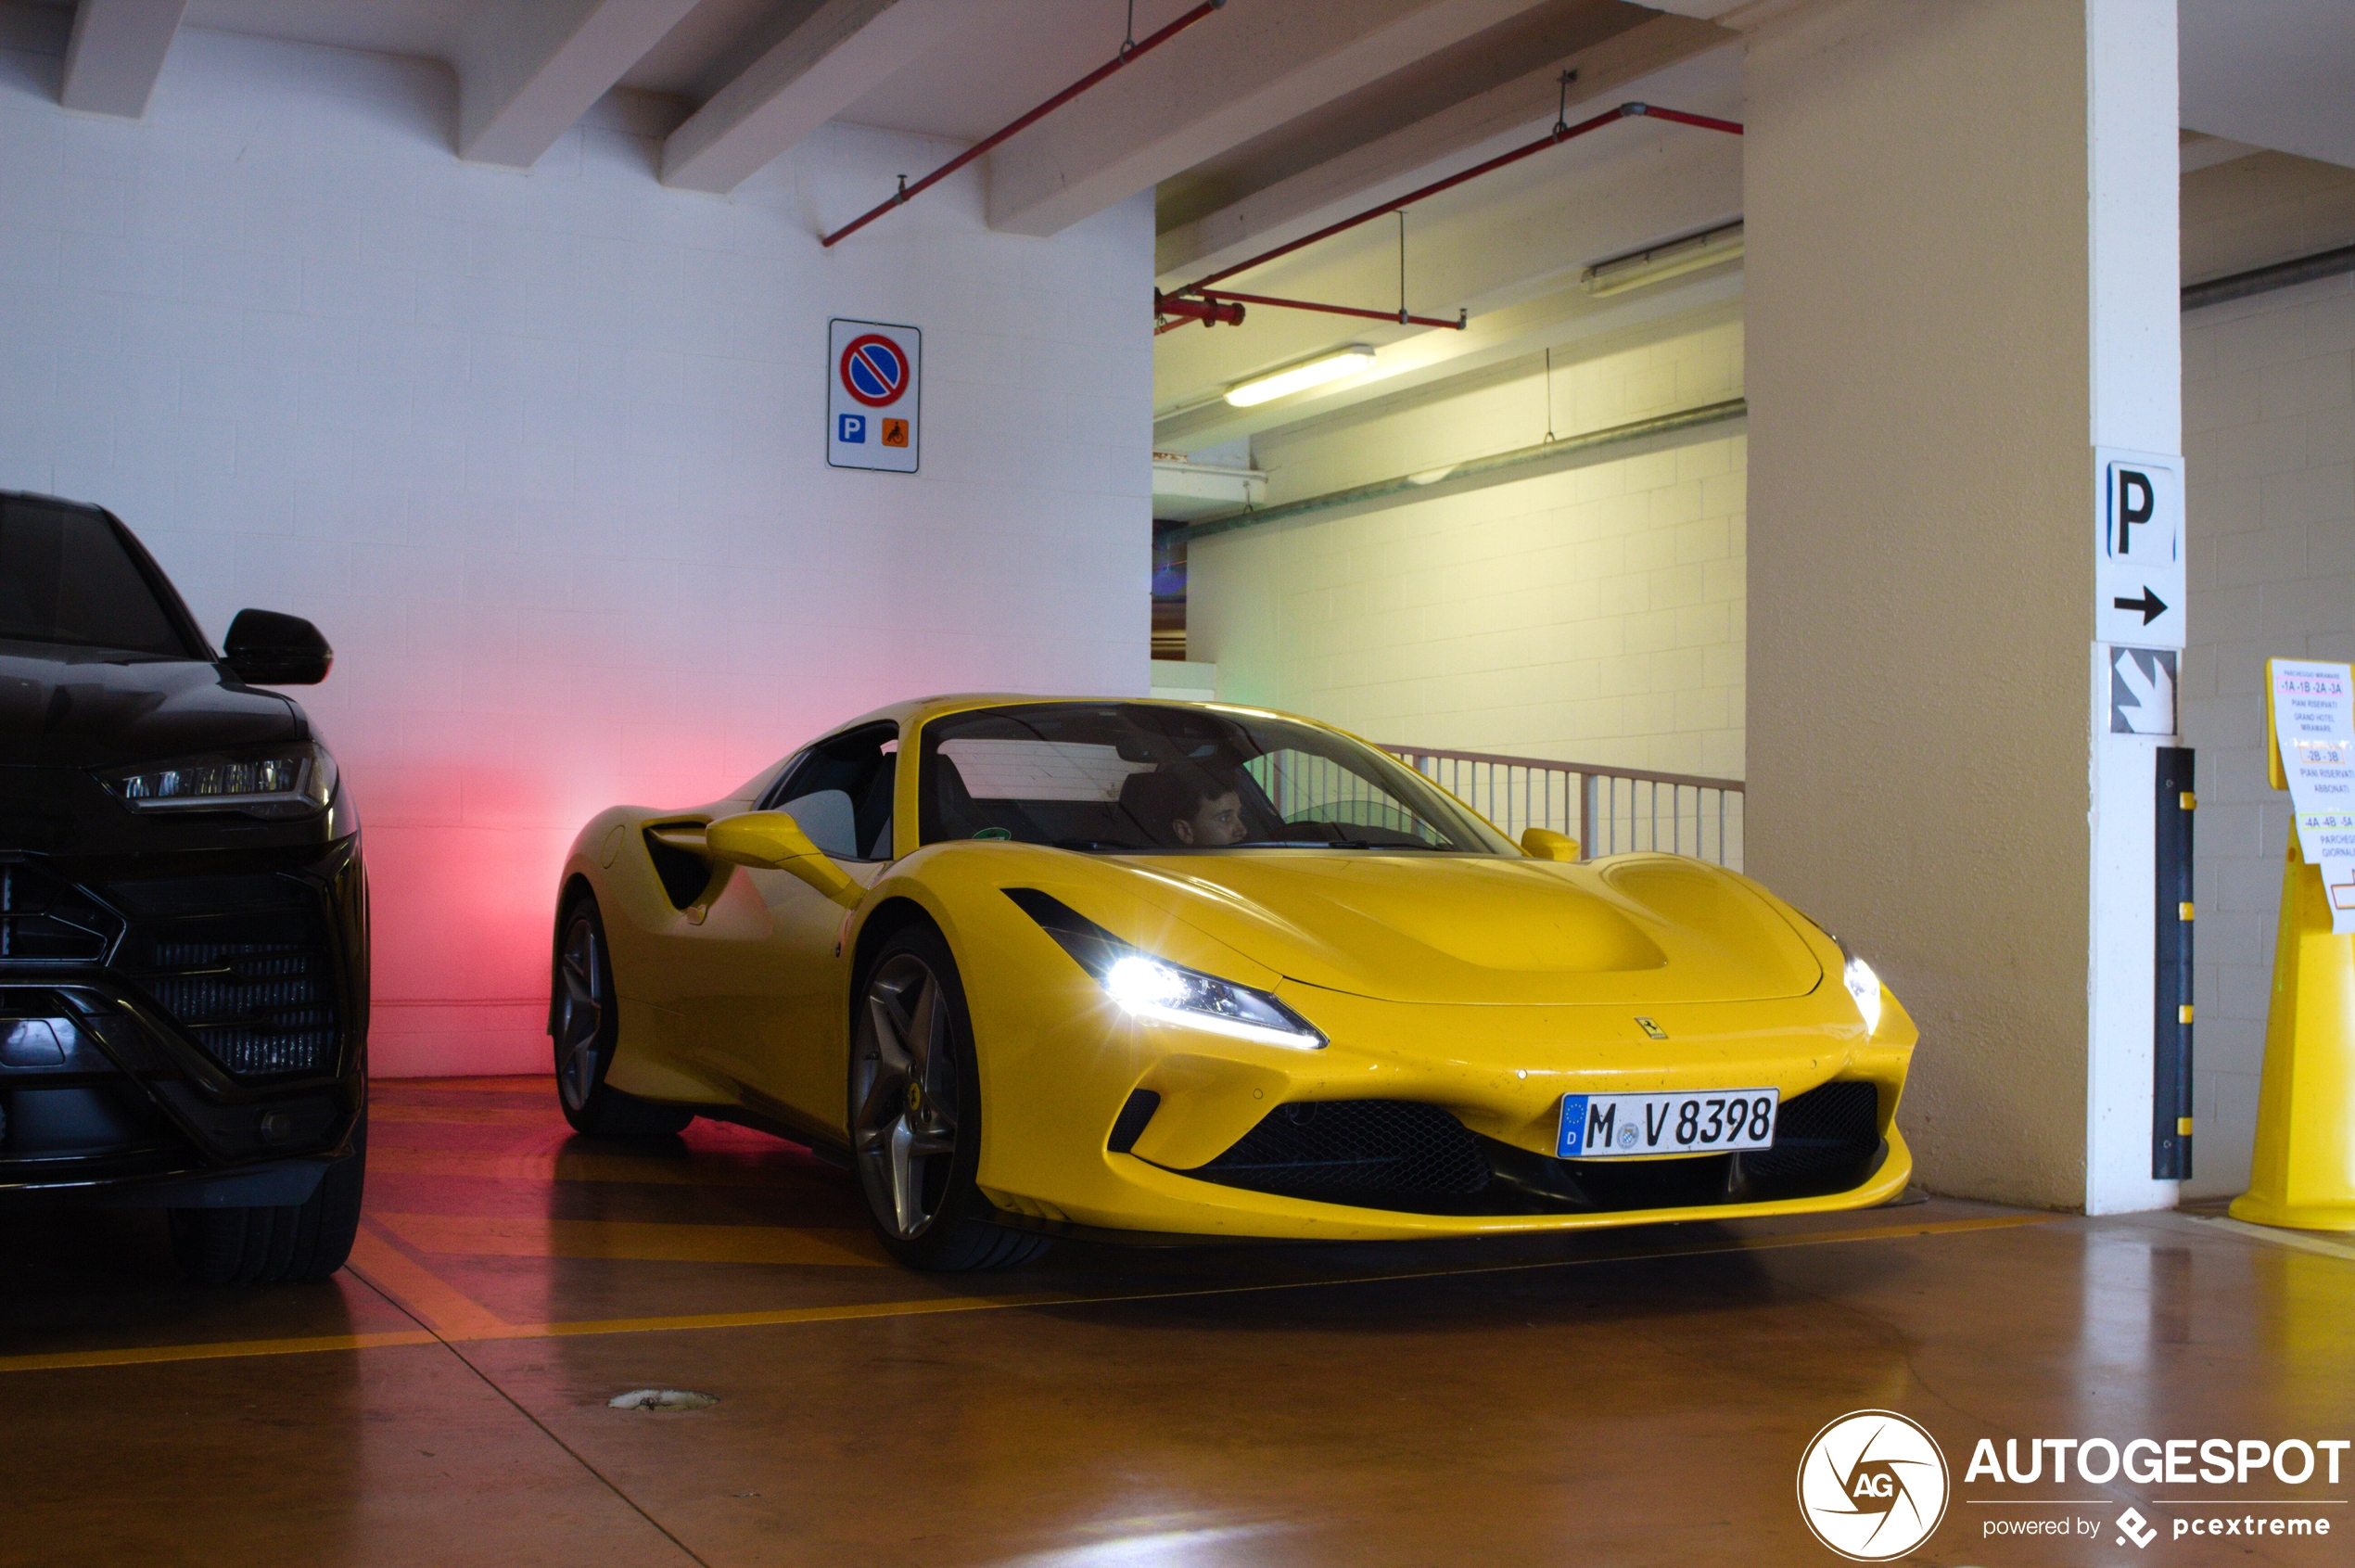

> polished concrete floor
[3,1077,2350,1568]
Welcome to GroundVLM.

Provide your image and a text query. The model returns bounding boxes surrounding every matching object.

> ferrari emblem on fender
[1636,1016,1668,1039]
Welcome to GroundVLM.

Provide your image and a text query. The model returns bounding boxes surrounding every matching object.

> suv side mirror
[224,609,332,685]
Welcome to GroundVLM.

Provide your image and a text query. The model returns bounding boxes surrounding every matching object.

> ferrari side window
[770,722,898,861]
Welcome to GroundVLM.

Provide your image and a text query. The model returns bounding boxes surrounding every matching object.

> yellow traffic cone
[2230,836,2355,1231]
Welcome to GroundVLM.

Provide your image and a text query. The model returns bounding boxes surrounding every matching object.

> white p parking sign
[828,318,920,474]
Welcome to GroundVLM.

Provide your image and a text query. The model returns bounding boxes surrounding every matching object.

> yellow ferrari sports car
[549,695,1916,1269]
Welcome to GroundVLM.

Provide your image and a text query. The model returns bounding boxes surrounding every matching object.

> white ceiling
[84,2,2347,174]
[2179,0,2355,171]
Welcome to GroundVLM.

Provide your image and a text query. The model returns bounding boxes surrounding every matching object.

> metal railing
[1382,744,1745,869]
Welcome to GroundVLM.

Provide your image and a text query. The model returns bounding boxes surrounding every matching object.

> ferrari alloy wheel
[551,896,692,1139]
[849,925,1050,1270]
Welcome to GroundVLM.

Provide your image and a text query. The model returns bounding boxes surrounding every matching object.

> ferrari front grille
[1190,1099,1489,1198]
[110,874,341,1077]
[1740,1080,1881,1185]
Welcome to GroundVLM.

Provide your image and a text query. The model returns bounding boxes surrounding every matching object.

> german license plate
[1557,1089,1778,1158]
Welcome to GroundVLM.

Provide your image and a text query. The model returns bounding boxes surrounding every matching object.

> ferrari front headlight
[1838,939,1883,1036]
[102,743,337,819]
[1102,954,1326,1051]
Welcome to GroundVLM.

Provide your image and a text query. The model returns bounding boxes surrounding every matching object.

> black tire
[849,924,1051,1271]
[170,1108,367,1285]
[553,893,693,1139]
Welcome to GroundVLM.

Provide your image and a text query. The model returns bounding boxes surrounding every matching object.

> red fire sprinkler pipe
[821,0,1227,249]
[1154,289,1247,332]
[1160,101,1743,327]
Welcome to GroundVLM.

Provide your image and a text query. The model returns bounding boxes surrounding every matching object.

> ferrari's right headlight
[101,743,337,819]
[1101,954,1327,1051]
[1837,938,1883,1037]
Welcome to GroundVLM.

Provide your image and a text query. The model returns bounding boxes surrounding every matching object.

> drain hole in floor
[608,1388,719,1411]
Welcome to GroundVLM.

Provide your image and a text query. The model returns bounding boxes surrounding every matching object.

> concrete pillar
[1743,0,2181,1210]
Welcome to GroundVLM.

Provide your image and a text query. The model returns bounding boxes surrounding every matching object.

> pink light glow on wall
[0,30,1152,1075]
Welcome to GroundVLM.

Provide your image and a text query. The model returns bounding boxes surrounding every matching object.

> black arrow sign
[2114,587,2170,624]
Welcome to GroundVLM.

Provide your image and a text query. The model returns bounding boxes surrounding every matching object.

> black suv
[1,491,365,1282]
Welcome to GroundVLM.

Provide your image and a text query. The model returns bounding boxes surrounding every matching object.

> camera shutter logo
[1796,1410,1951,1561]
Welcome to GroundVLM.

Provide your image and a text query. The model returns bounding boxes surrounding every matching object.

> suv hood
[0,644,300,769]
[1109,850,1824,1007]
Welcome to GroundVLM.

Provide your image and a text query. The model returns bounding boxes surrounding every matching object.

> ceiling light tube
[1224,346,1375,407]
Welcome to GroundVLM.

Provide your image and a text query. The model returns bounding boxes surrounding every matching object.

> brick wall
[2178,150,2355,1197]
[1190,318,1747,778]
[0,21,1152,1074]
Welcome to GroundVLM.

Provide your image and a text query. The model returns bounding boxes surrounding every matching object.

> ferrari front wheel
[849,925,1050,1270]
[552,894,693,1140]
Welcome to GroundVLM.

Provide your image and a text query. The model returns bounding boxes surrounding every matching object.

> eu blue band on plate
[1557,1094,1589,1157]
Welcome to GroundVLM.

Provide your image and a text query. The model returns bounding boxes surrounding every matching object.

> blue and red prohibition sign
[838,335,909,408]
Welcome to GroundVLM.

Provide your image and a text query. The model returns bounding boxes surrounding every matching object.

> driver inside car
[1119,762,1251,847]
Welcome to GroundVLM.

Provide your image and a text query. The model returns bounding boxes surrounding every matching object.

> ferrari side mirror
[223,608,332,685]
[706,811,862,908]
[1521,827,1581,862]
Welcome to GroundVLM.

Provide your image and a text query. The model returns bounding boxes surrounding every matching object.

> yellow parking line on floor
[490,1211,2060,1344]
[0,1329,438,1375]
[370,1147,827,1188]
[370,1102,566,1127]
[0,1211,2059,1375]
[370,1213,886,1268]
[347,1225,518,1340]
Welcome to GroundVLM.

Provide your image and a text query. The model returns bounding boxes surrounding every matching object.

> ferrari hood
[1102,850,1825,1007]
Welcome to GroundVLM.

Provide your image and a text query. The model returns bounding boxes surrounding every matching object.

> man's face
[1173,790,1248,847]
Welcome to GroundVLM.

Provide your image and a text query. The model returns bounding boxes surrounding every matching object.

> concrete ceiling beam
[661,0,967,195]
[987,0,1560,240]
[59,0,188,120]
[1156,18,1732,281]
[455,0,704,169]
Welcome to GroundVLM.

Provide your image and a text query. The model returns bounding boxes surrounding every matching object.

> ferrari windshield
[917,702,1515,855]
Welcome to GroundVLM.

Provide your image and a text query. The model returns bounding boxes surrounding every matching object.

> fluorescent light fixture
[1224,345,1375,407]
[1582,223,1744,298]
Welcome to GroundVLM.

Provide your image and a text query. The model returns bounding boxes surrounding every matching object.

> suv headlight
[1102,954,1327,1050]
[102,744,337,819]
[1837,937,1883,1036]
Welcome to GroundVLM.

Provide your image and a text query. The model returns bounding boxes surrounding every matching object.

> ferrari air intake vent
[0,864,121,963]
[1191,1100,1489,1199]
[111,874,341,1077]
[1740,1080,1881,1186]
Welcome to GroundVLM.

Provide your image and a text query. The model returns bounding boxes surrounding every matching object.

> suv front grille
[0,864,121,962]
[111,874,341,1077]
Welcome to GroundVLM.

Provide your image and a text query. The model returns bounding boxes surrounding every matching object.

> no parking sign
[828,318,920,473]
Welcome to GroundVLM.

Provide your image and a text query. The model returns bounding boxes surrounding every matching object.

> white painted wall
[1190,319,1748,778]
[2178,150,2355,1198]
[0,19,1152,1076]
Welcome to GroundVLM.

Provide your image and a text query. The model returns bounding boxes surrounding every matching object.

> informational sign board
[2094,448,2184,648]
[827,318,920,473]
[2268,657,2355,933]
[2108,645,2178,734]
